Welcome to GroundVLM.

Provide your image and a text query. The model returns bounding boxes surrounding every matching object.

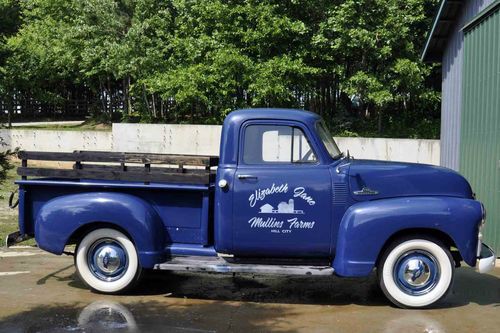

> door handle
[238,174,258,180]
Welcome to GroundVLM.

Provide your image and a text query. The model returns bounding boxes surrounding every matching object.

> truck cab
[7,108,496,309]
[215,109,342,258]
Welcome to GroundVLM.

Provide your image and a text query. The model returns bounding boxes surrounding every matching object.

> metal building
[422,0,500,253]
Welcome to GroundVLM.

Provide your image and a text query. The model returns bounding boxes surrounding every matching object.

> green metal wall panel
[460,4,500,254]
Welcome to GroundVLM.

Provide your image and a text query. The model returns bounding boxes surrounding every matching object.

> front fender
[35,192,165,268]
[333,196,482,277]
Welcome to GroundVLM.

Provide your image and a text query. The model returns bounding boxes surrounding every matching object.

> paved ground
[0,248,499,333]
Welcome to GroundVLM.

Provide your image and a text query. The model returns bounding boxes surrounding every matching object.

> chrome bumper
[477,243,496,274]
[4,231,31,248]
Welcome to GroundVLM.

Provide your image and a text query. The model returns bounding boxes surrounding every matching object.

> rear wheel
[75,228,142,293]
[377,236,454,308]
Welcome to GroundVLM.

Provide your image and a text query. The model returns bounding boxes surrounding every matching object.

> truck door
[232,121,332,257]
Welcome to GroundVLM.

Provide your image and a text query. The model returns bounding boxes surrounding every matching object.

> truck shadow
[131,270,388,306]
[85,267,497,308]
[437,267,500,308]
[36,264,74,285]
[53,264,499,308]
[62,269,387,306]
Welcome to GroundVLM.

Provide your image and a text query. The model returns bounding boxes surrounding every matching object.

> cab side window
[243,125,317,164]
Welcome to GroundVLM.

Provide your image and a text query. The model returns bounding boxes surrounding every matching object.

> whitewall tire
[378,236,454,308]
[75,228,142,293]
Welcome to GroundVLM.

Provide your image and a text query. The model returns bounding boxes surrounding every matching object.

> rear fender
[333,196,482,277]
[35,192,165,268]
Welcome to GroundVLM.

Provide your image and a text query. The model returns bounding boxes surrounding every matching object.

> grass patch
[0,163,18,198]
[10,120,111,132]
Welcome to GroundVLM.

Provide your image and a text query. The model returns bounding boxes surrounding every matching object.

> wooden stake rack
[17,150,219,185]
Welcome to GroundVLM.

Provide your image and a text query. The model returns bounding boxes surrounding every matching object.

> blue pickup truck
[6,108,495,308]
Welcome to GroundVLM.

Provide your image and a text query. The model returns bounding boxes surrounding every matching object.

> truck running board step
[154,256,334,276]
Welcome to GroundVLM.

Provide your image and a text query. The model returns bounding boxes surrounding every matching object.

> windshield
[316,121,342,159]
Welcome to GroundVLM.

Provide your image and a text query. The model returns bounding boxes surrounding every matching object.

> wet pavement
[0,248,499,333]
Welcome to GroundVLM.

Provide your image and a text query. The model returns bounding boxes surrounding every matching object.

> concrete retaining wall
[334,137,440,165]
[0,129,113,152]
[0,124,440,165]
[112,124,222,156]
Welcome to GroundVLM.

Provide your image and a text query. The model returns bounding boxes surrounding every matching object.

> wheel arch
[34,192,166,268]
[375,228,461,268]
[68,221,136,248]
[333,196,482,277]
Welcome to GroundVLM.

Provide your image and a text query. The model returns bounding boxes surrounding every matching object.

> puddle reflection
[75,301,138,332]
[71,300,215,333]
[383,313,446,333]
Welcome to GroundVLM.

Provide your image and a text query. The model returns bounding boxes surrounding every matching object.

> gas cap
[218,179,228,189]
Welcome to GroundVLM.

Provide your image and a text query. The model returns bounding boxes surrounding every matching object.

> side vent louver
[333,182,348,205]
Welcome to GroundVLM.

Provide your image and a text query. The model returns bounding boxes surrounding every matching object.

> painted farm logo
[247,183,316,233]
[259,199,304,214]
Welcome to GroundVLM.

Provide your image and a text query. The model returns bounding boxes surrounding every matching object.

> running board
[154,256,334,276]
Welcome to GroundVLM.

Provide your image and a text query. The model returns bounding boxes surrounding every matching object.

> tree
[0,0,441,137]
[312,0,440,133]
[0,0,21,127]
[0,137,14,188]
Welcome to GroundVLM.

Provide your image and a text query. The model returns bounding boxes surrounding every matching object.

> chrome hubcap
[394,251,440,295]
[96,246,122,274]
[403,258,431,287]
[88,239,128,282]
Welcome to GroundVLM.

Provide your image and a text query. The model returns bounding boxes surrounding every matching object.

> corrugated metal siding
[460,5,500,253]
[440,0,494,170]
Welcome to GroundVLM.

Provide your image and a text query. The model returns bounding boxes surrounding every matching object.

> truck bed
[17,178,214,247]
[15,150,218,249]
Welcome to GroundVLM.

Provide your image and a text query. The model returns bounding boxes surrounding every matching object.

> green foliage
[0,0,441,138]
[0,136,15,188]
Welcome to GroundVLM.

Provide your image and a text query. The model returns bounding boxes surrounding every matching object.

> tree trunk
[142,84,151,116]
[326,84,332,117]
[378,110,383,134]
[321,82,326,116]
[127,76,132,115]
[7,93,13,128]
[160,98,165,119]
[151,93,157,118]
[107,77,112,116]
[123,78,128,115]
[99,80,107,115]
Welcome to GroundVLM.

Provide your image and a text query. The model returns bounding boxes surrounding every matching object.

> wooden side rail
[17,150,218,185]
[18,150,219,167]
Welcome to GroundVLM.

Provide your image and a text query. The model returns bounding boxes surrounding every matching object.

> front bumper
[477,243,496,274]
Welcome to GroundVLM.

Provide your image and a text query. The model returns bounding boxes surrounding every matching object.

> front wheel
[75,228,142,293]
[378,236,454,308]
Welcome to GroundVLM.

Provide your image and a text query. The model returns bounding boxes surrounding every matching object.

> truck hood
[346,159,473,201]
